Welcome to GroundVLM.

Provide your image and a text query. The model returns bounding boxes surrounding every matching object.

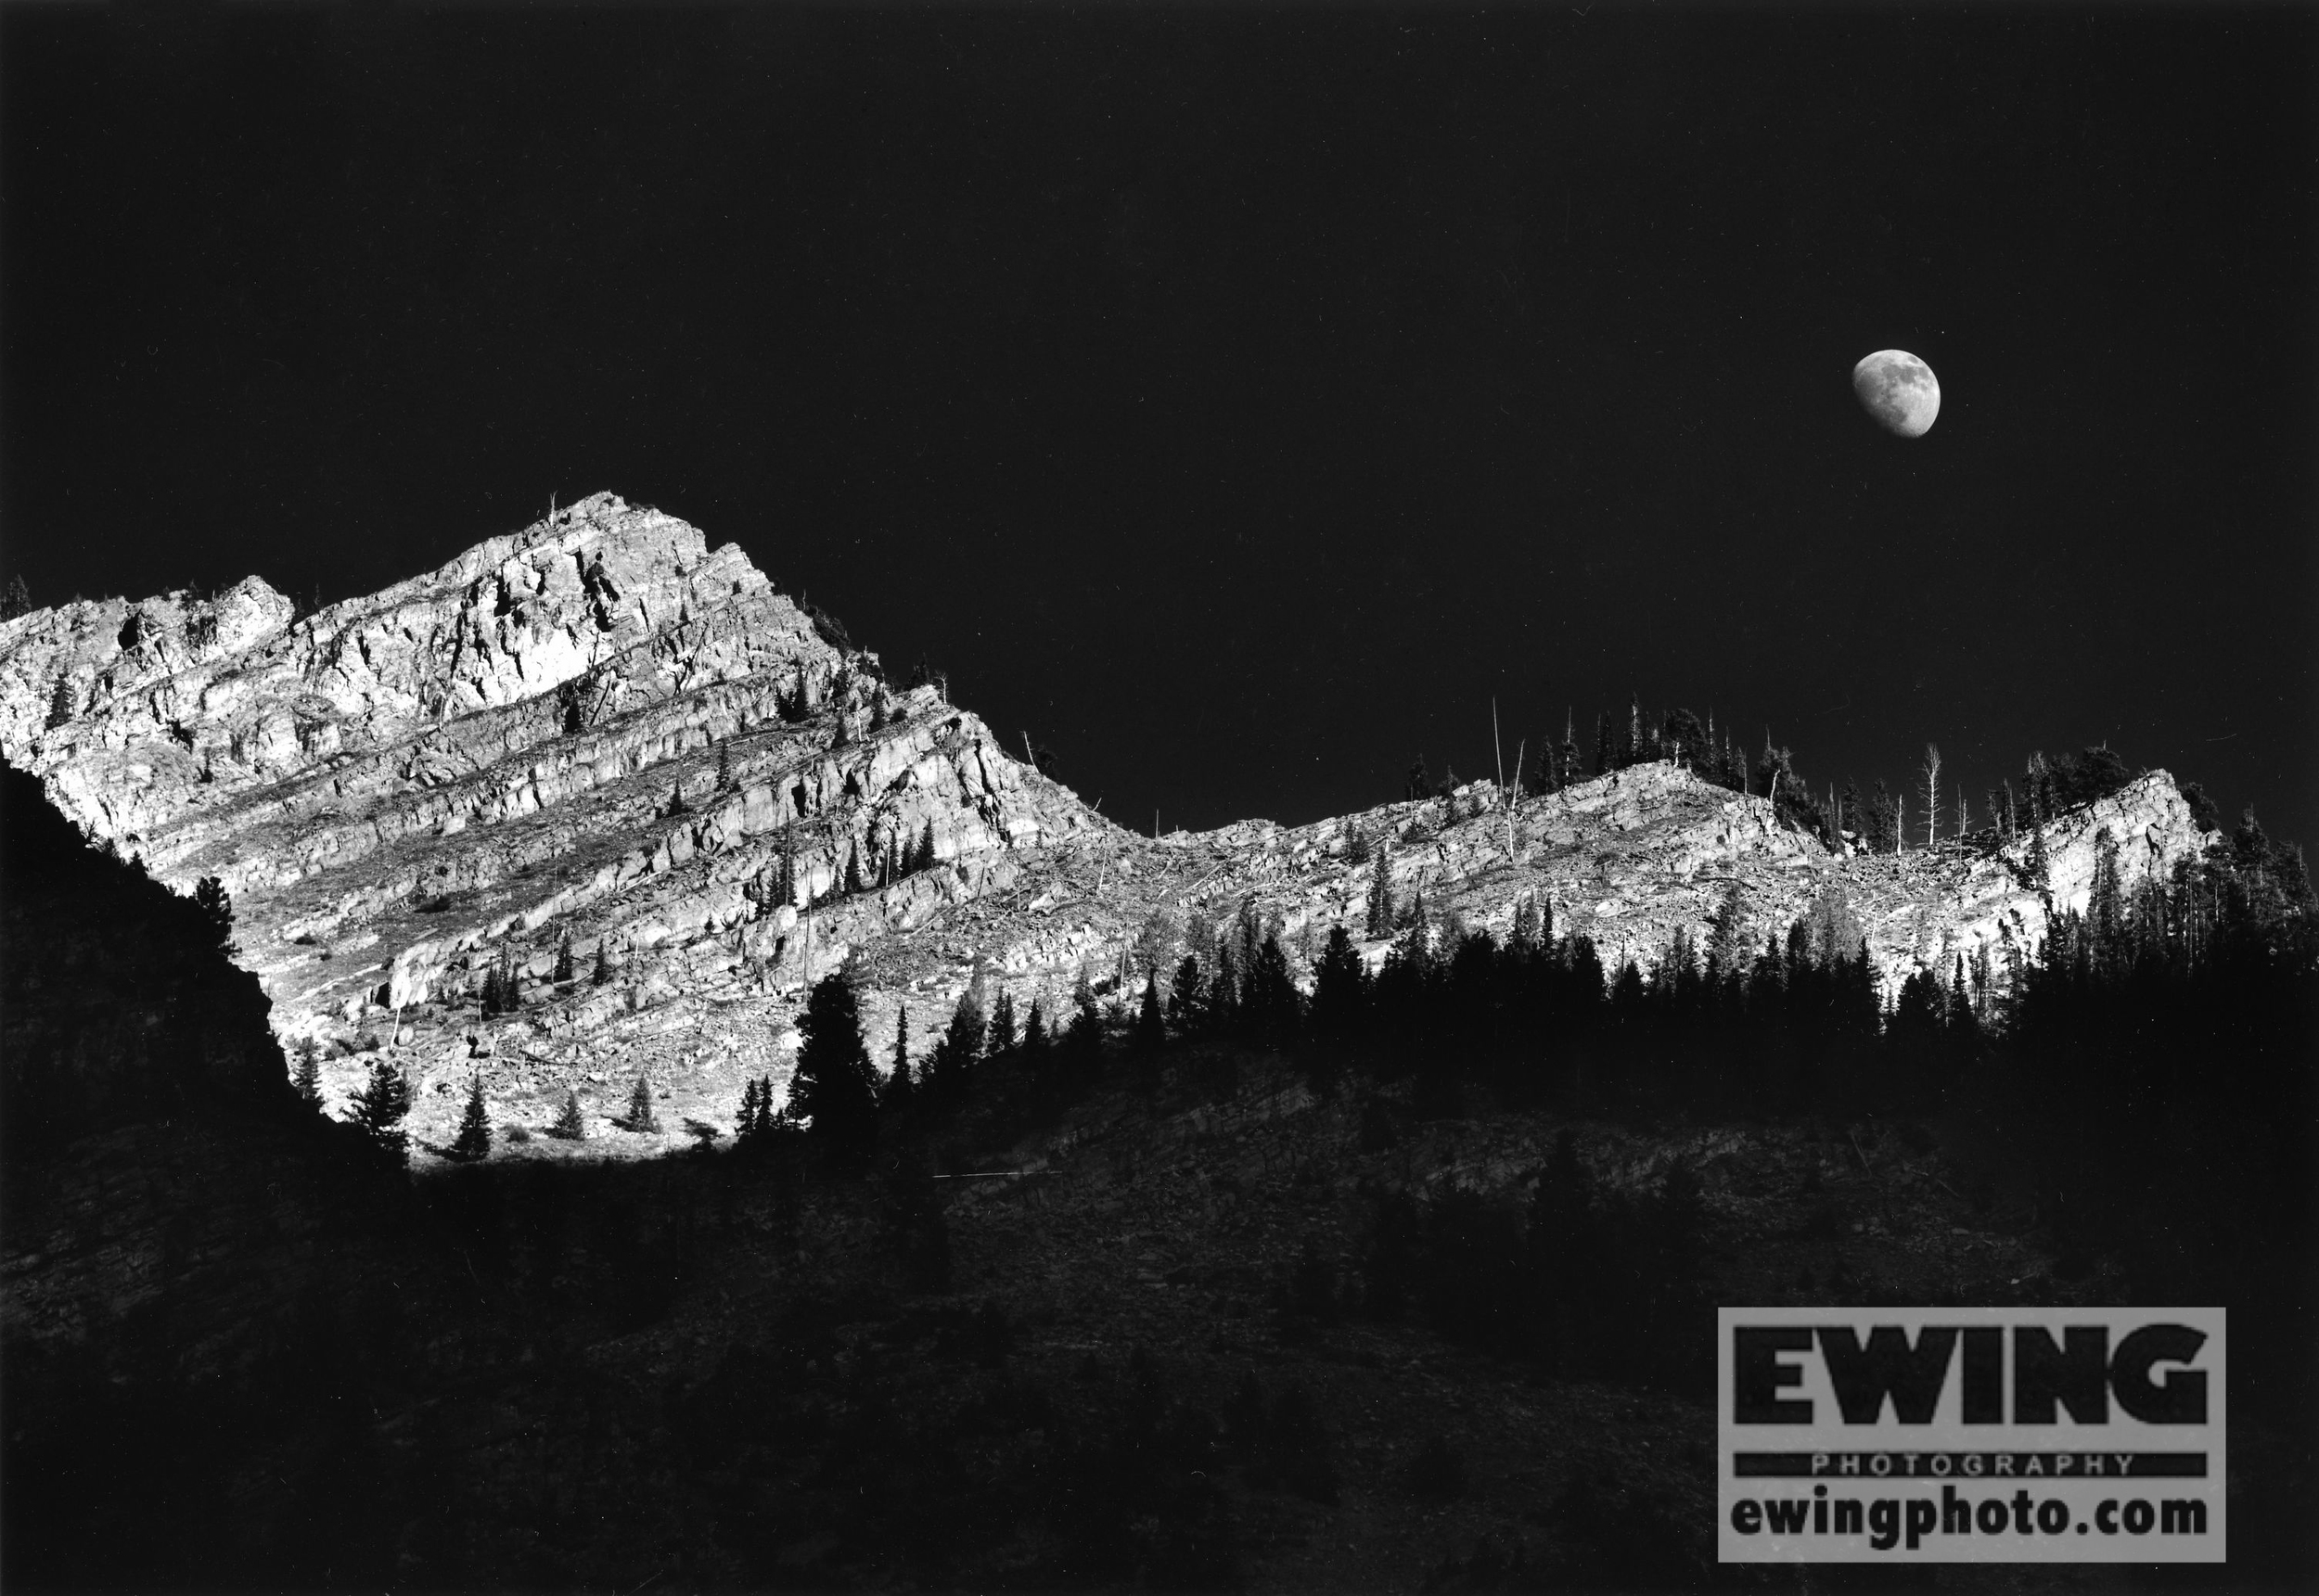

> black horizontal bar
[1733,1453,2208,1478]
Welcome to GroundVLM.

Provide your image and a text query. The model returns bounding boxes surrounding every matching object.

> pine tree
[1396,884,1428,933]
[591,941,613,987]
[621,1075,660,1133]
[549,1088,587,1141]
[1559,709,1579,789]
[667,782,688,818]
[554,932,575,984]
[1364,840,1394,938]
[733,1076,761,1155]
[480,963,504,1016]
[987,990,1018,1055]
[2088,826,2130,975]
[0,573,31,619]
[844,839,865,896]
[736,1078,763,1150]
[1312,925,1367,1038]
[715,737,734,791]
[291,1037,323,1107]
[916,820,937,874]
[192,875,235,952]
[1243,935,1300,1043]
[929,985,989,1104]
[1705,882,1749,987]
[1134,971,1166,1052]
[1593,712,1613,776]
[792,973,879,1166]
[1663,708,1706,770]
[345,1059,413,1157]
[2025,753,2052,826]
[1063,996,1105,1081]
[450,1075,493,1161]
[44,674,73,730]
[1162,956,1199,1035]
[886,1004,916,1108]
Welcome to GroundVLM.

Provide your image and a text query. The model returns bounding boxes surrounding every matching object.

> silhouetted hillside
[1,760,296,1156]
[2,757,2312,1593]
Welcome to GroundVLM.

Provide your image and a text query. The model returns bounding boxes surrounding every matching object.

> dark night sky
[4,6,2313,846]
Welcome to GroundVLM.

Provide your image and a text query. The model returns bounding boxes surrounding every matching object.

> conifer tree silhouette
[291,1037,323,1107]
[450,1074,493,1161]
[735,1078,764,1150]
[792,974,878,1166]
[986,989,1018,1055]
[549,1089,587,1141]
[192,876,235,953]
[886,1004,916,1109]
[346,1059,413,1157]
[1365,840,1394,937]
[621,1075,660,1133]
[1135,972,1165,1052]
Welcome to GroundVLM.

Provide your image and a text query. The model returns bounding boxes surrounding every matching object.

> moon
[1851,349,1941,438]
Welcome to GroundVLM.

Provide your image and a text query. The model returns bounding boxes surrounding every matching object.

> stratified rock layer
[0,493,2213,1161]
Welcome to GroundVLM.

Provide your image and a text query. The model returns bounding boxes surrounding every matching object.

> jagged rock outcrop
[0,493,2216,1161]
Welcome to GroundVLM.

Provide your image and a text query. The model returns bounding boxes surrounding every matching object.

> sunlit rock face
[0,494,2212,1161]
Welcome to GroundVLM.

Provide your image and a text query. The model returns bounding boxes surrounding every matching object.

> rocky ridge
[0,494,2214,1160]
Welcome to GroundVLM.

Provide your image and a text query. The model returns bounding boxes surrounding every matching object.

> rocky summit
[0,493,2214,1161]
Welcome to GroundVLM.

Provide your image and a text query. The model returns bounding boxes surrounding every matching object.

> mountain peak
[0,499,2214,1163]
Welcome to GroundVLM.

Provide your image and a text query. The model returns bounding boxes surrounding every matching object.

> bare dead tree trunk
[1506,738,1526,862]
[1493,696,1505,798]
[1920,744,1942,849]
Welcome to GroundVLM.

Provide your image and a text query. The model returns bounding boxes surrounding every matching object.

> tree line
[1428,700,2167,860]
